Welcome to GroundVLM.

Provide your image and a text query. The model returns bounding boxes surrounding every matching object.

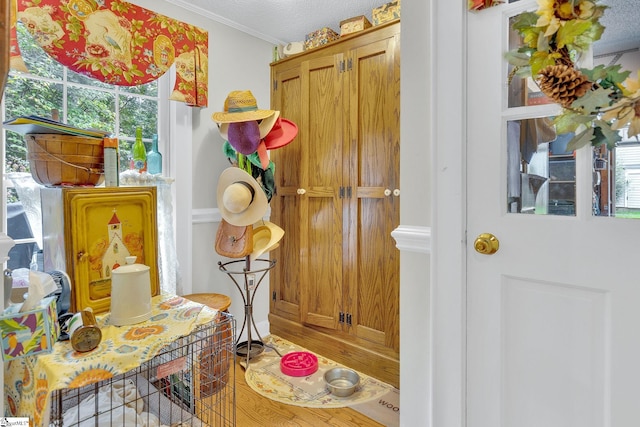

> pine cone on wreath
[536,64,593,108]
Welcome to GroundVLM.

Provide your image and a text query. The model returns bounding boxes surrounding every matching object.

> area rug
[350,387,400,427]
[244,335,399,425]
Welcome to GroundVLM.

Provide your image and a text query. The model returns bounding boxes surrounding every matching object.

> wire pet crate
[49,312,236,426]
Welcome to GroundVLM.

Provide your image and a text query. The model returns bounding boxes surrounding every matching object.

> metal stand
[218,257,281,368]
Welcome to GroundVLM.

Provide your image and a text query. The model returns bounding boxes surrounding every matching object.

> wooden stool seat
[182,293,232,312]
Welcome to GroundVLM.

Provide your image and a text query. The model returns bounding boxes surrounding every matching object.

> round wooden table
[182,293,232,312]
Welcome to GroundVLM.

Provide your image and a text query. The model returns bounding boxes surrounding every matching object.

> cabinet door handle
[384,189,392,196]
[297,188,306,195]
[393,189,400,197]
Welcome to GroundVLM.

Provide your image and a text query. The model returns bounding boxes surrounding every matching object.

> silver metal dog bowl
[324,367,360,397]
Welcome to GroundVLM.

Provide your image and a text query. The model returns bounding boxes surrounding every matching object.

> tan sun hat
[212,90,277,124]
[219,110,280,140]
[249,221,285,261]
[217,167,269,226]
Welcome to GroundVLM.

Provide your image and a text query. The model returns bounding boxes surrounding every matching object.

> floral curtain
[10,0,208,107]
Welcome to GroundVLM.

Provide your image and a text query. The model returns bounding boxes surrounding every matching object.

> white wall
[399,0,432,425]
[129,0,274,335]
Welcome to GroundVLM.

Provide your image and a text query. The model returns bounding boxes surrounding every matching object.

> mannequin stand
[218,257,281,368]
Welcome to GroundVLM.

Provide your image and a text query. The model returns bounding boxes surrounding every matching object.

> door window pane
[507,118,576,215]
[593,129,640,218]
[507,13,555,109]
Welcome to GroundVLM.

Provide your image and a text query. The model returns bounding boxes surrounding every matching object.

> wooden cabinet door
[270,65,303,322]
[344,33,400,353]
[270,53,346,331]
[298,53,345,331]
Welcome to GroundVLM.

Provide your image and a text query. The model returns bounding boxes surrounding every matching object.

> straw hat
[212,90,277,124]
[263,117,298,150]
[217,167,268,226]
[219,110,280,140]
[250,221,285,261]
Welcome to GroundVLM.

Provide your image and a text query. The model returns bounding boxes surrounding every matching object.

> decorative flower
[86,43,108,58]
[602,72,640,136]
[536,0,596,37]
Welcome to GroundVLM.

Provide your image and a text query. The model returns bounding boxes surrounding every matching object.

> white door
[467,2,640,426]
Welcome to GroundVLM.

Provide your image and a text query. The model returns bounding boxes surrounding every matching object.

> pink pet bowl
[280,351,319,376]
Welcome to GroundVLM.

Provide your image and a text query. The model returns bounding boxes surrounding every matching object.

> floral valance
[10,0,208,107]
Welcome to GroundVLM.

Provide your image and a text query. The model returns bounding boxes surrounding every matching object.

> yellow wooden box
[340,15,372,36]
[41,187,159,314]
[372,0,401,26]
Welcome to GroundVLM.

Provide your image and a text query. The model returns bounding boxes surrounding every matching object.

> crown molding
[162,0,285,45]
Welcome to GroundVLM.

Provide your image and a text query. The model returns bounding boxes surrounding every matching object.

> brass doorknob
[474,233,499,255]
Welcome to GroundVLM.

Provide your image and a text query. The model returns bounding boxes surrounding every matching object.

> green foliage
[511,11,540,48]
[571,86,614,113]
[592,119,622,148]
[566,127,594,151]
[555,19,592,50]
[553,110,592,134]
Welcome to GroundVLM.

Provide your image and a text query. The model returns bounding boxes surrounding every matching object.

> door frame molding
[431,1,467,426]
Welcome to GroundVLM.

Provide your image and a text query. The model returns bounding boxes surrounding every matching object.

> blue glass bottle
[147,134,162,175]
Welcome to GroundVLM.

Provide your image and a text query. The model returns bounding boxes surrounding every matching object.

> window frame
[1,63,171,272]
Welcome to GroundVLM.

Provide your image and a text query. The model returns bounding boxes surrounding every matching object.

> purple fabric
[227,121,261,154]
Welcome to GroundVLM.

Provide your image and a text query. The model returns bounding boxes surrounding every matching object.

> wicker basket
[25,134,105,187]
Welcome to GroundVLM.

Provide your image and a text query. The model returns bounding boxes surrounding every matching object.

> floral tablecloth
[4,293,217,426]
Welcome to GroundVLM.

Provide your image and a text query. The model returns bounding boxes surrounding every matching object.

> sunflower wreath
[506,0,640,151]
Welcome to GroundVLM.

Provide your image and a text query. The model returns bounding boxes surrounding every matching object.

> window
[2,23,168,272]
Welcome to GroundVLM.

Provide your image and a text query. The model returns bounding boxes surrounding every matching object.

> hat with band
[212,90,277,124]
[217,167,269,226]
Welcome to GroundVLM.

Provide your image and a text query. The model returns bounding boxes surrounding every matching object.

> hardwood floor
[234,361,385,426]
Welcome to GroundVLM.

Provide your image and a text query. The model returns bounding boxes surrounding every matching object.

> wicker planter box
[25,134,104,187]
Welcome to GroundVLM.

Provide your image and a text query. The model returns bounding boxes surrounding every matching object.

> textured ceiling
[163,0,639,54]
[594,0,640,55]
[164,0,384,45]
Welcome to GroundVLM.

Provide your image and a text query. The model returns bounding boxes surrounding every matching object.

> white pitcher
[110,256,152,326]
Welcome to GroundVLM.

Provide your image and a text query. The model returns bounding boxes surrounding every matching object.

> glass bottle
[147,134,162,175]
[132,126,147,173]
